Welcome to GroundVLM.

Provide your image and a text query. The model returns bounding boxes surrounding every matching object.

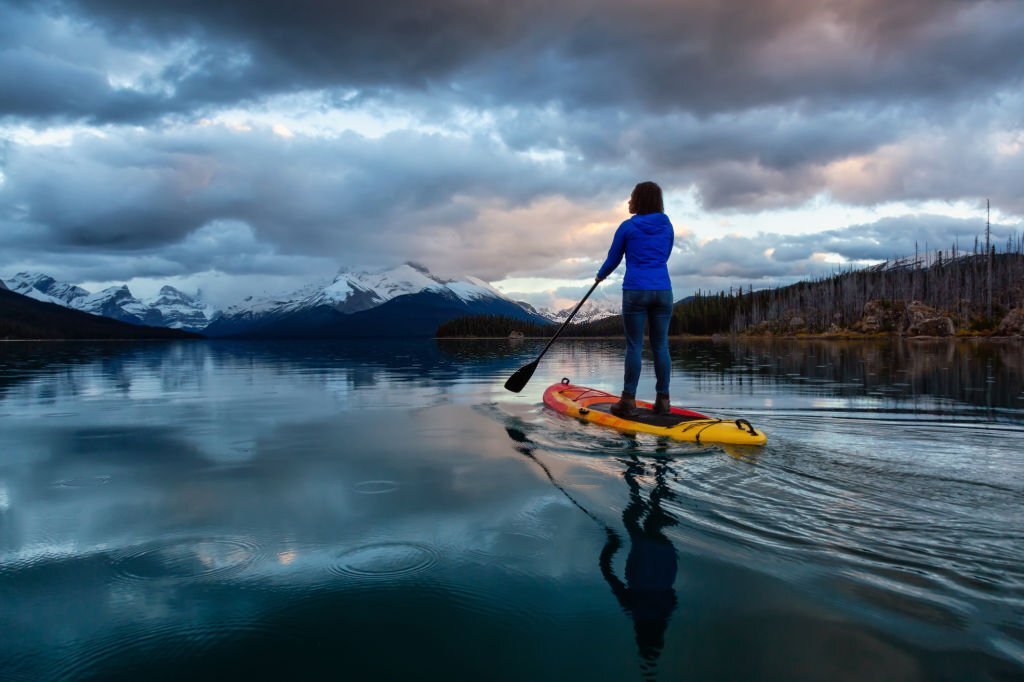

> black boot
[610,391,637,418]
[653,393,671,415]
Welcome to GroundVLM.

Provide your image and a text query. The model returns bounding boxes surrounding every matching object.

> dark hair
[630,181,663,214]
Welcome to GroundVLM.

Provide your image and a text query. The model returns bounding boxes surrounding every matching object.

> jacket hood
[630,212,672,235]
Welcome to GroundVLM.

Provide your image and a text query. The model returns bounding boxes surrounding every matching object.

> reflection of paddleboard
[543,379,767,446]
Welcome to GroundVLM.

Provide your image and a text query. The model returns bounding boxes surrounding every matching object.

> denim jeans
[622,289,673,396]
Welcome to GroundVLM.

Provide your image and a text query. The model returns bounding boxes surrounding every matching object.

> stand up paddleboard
[543,379,767,445]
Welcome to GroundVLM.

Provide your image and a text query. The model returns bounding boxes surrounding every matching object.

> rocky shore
[740,299,1024,338]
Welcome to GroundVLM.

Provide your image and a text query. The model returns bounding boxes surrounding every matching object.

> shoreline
[437,333,1024,341]
[0,338,196,342]
[4,334,1021,343]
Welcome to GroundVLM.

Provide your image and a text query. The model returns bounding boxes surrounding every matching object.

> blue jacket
[596,212,674,290]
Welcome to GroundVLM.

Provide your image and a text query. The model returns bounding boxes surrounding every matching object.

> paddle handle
[534,279,602,364]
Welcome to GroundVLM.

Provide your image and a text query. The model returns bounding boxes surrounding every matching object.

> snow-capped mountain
[75,285,163,326]
[515,300,545,317]
[0,278,8,291]
[539,298,621,325]
[219,270,388,321]
[6,273,90,307]
[216,263,518,325]
[0,283,200,340]
[3,273,217,330]
[205,262,549,338]
[146,286,218,330]
[2,264,548,337]
[338,262,447,304]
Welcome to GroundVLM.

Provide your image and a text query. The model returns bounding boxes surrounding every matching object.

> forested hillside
[435,315,554,337]
[714,249,1024,335]
[437,239,1024,338]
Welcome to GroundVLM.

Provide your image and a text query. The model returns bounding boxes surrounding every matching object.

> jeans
[622,289,673,396]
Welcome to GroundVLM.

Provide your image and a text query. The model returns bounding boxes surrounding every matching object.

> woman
[596,181,674,417]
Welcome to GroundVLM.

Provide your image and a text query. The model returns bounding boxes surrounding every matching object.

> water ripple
[53,475,111,489]
[327,542,438,580]
[113,538,260,583]
[51,619,289,681]
[467,528,552,562]
[352,480,400,495]
[486,383,1024,667]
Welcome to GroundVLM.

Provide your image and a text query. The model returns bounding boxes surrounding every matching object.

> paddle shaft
[534,279,601,364]
[503,279,602,392]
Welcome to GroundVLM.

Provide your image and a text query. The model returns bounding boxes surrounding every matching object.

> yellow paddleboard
[543,379,767,446]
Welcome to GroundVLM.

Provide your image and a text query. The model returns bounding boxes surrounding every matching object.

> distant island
[438,249,1024,339]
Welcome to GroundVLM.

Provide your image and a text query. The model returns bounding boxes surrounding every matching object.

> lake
[1,338,1022,681]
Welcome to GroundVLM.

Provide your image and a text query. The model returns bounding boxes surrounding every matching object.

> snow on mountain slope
[448,275,509,302]
[3,273,215,328]
[10,284,64,306]
[75,285,163,325]
[7,273,90,307]
[221,279,328,319]
[350,263,506,304]
[342,263,447,302]
[146,286,219,329]
[77,286,148,317]
[219,263,518,323]
[3,264,537,334]
[541,298,621,324]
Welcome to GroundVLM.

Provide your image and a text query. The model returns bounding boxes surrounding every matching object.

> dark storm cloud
[493,94,1024,213]
[2,0,1023,288]
[3,0,1022,214]
[4,0,1023,122]
[0,4,172,122]
[0,122,628,277]
[0,0,543,122]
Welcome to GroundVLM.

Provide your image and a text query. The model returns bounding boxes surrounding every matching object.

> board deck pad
[542,380,767,445]
[585,402,701,428]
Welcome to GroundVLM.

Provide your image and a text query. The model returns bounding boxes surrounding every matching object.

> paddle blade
[504,360,538,393]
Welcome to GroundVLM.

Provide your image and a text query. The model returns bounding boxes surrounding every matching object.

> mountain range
[203,263,552,337]
[4,273,214,330]
[537,299,622,325]
[0,287,199,340]
[1,263,613,338]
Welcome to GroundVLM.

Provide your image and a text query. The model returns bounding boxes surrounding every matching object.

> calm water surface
[0,339,1022,681]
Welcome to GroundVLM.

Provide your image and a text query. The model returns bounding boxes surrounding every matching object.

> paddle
[504,279,602,393]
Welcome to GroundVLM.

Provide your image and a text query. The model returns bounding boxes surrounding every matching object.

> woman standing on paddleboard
[596,181,674,418]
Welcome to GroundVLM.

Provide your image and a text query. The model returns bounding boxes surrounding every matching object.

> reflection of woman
[600,455,679,664]
[596,181,675,418]
[504,426,678,669]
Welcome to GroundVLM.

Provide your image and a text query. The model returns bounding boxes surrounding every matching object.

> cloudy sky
[1,0,1022,309]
